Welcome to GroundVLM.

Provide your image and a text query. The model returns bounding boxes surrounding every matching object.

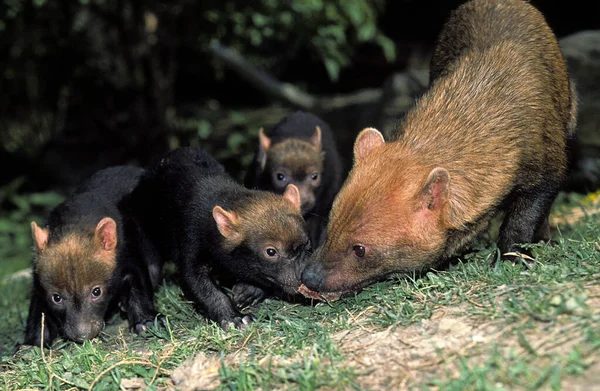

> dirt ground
[166,281,600,390]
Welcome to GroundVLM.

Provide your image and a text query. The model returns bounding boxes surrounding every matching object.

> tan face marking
[35,233,117,296]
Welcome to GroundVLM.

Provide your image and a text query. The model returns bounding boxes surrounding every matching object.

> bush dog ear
[353,128,385,163]
[258,128,271,169]
[309,126,322,150]
[283,184,301,212]
[420,167,450,211]
[213,206,242,241]
[31,222,49,252]
[95,217,118,251]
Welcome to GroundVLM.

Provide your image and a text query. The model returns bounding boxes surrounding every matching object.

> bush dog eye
[91,287,102,298]
[352,245,366,258]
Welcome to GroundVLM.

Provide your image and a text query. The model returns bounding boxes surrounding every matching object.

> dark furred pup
[25,166,162,347]
[245,111,344,247]
[131,147,310,328]
[301,0,577,297]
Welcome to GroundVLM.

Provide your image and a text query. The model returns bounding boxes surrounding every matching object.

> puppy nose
[67,324,91,342]
[72,322,103,342]
[301,263,325,291]
[78,324,94,340]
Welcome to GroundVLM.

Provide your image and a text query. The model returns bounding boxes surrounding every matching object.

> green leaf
[323,58,340,82]
[229,111,246,124]
[357,23,375,41]
[251,13,266,27]
[28,192,65,208]
[227,132,246,151]
[249,28,263,46]
[343,0,365,25]
[279,12,293,26]
[197,120,212,140]
[375,35,396,62]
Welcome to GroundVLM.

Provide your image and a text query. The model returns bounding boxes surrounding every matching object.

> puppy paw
[132,314,165,336]
[220,314,255,330]
[233,283,266,309]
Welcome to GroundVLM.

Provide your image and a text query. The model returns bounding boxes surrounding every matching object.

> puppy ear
[258,128,271,169]
[31,222,49,252]
[95,217,118,251]
[309,126,322,150]
[283,184,301,212]
[213,206,241,240]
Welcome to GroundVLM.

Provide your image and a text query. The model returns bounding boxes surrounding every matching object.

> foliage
[0,177,65,278]
[167,104,292,181]
[203,0,395,81]
[0,0,394,189]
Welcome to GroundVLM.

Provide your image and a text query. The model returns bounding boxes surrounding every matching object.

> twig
[238,329,255,352]
[148,345,175,387]
[88,359,168,390]
[210,42,315,110]
[209,42,382,112]
[465,296,486,308]
[40,313,82,389]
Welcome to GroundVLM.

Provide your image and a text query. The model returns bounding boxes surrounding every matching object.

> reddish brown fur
[302,0,575,293]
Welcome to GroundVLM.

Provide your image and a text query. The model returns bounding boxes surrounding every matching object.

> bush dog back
[132,147,310,328]
[245,111,344,247]
[25,166,163,347]
[301,0,577,296]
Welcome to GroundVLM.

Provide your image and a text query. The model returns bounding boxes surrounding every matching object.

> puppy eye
[91,287,102,298]
[276,173,286,181]
[265,248,278,258]
[311,173,319,181]
[352,245,366,258]
[52,294,63,304]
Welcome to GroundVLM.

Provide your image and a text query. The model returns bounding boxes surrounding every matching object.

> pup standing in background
[245,111,344,247]
[25,166,163,347]
[302,0,577,297]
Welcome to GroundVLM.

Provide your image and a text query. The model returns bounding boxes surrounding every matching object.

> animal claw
[220,314,255,330]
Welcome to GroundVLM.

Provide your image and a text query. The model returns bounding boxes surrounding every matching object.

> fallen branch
[209,42,382,112]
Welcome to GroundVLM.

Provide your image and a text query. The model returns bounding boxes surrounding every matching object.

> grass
[1,191,599,390]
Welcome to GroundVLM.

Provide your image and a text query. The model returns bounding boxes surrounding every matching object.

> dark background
[1,0,598,193]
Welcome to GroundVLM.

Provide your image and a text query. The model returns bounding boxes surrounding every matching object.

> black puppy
[25,166,162,347]
[245,111,344,247]
[130,147,310,328]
